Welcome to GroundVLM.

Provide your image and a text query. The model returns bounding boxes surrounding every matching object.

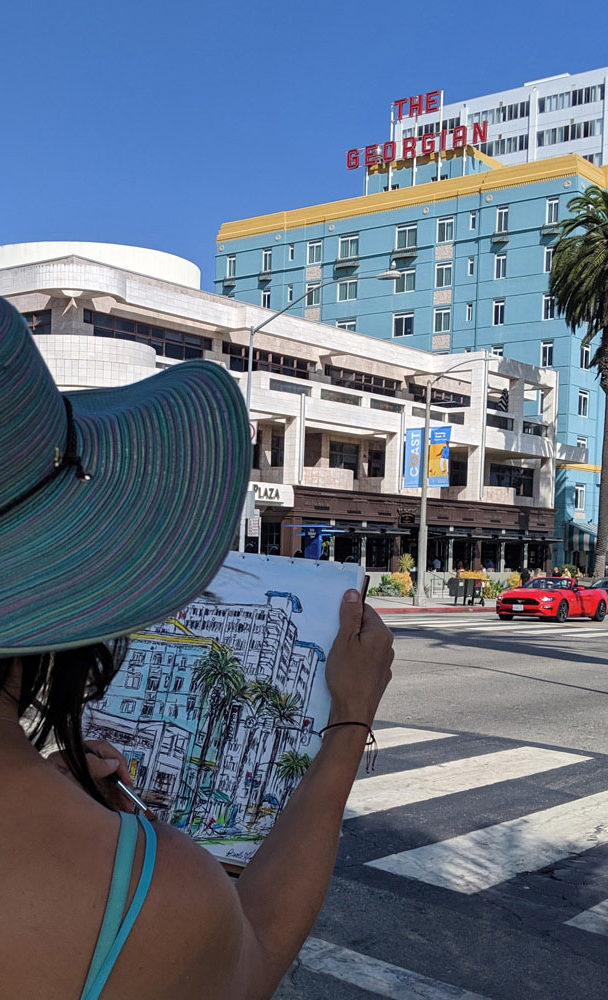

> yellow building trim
[556,462,602,473]
[217,155,608,242]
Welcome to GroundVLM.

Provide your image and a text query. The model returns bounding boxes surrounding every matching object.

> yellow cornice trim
[217,154,607,243]
[556,462,601,472]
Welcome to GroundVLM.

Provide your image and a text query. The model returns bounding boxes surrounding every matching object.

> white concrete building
[394,67,608,168]
[1,241,580,576]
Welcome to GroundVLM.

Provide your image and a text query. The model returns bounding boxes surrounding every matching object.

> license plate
[512,603,524,611]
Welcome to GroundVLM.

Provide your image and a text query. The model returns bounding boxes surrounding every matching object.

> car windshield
[522,578,573,590]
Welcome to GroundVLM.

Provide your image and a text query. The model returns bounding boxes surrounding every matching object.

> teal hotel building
[216,147,608,571]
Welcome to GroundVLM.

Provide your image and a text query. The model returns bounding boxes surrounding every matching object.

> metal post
[414,379,431,607]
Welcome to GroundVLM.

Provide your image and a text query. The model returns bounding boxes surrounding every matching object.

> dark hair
[0,641,126,808]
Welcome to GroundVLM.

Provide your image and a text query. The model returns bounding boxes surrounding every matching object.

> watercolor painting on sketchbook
[84,553,363,864]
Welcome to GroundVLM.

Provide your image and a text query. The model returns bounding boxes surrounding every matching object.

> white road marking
[381,615,604,635]
[375,727,456,750]
[367,789,608,894]
[566,898,608,936]
[345,746,588,819]
[300,937,493,1000]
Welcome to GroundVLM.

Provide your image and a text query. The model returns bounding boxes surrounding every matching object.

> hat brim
[0,361,251,655]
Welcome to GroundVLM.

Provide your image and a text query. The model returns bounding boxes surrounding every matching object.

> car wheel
[555,601,569,623]
[593,599,606,622]
[498,614,513,621]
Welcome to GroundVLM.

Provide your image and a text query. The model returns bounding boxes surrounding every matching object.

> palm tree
[187,644,246,828]
[252,690,301,825]
[233,678,276,816]
[550,186,608,576]
[274,750,312,812]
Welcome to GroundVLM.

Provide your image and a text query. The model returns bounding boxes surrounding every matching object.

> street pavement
[273,611,608,999]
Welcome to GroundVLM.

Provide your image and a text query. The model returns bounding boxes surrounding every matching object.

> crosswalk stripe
[367,789,608,894]
[300,937,494,1000]
[565,898,608,936]
[374,727,456,750]
[381,615,601,631]
[345,746,588,819]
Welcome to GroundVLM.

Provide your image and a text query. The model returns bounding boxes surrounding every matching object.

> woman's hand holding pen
[47,739,136,811]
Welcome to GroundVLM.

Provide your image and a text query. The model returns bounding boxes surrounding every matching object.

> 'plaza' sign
[347,89,488,170]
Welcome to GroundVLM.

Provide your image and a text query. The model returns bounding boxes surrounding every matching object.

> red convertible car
[496,577,608,623]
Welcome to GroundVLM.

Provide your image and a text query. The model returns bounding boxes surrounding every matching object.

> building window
[434,308,451,333]
[222,342,313,379]
[436,217,454,243]
[288,244,295,261]
[336,319,356,332]
[396,223,417,249]
[435,262,452,288]
[329,440,359,474]
[544,246,554,273]
[338,234,359,259]
[490,463,534,497]
[395,268,416,292]
[467,257,475,276]
[338,279,357,302]
[120,699,137,714]
[84,310,212,360]
[541,341,554,366]
[393,312,414,338]
[496,206,509,234]
[543,294,556,320]
[581,343,591,369]
[469,211,477,230]
[491,345,504,357]
[368,449,386,478]
[325,364,399,397]
[578,390,589,417]
[574,484,586,512]
[270,434,284,467]
[226,254,236,278]
[287,284,293,303]
[22,310,52,335]
[493,300,505,326]
[262,289,271,308]
[577,435,588,449]
[306,283,321,306]
[307,240,322,264]
[466,302,473,322]
[546,197,559,225]
[494,254,507,279]
[262,248,272,272]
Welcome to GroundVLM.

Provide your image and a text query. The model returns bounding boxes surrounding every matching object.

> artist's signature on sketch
[225,848,256,861]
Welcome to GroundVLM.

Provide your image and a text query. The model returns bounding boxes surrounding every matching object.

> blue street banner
[428,426,452,486]
[403,427,423,488]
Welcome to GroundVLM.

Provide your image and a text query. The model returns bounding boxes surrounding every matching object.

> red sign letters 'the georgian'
[346,90,488,170]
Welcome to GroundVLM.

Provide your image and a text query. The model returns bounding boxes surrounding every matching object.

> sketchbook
[84,553,364,866]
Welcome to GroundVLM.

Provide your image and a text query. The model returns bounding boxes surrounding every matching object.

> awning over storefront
[566,521,598,553]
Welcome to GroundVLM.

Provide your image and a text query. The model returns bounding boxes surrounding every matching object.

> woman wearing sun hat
[0,296,393,999]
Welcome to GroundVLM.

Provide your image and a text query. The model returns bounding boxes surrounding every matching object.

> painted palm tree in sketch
[187,643,246,830]
[274,750,312,812]
[234,678,276,819]
[252,689,301,825]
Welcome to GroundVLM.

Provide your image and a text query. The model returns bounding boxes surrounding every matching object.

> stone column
[283,416,301,485]
[384,432,400,494]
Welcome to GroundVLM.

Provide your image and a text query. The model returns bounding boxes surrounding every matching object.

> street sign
[248,515,261,537]
[249,420,258,444]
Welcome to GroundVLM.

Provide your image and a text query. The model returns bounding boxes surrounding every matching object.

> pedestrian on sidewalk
[0,298,393,1000]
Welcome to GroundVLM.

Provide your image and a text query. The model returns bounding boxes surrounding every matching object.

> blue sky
[2,0,607,285]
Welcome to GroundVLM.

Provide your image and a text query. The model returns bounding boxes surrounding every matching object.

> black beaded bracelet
[318,721,378,772]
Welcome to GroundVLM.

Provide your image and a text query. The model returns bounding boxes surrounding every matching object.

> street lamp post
[413,356,487,607]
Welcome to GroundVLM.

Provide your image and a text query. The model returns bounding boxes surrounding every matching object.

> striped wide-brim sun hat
[0,297,251,655]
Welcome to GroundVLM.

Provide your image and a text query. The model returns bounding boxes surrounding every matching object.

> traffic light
[497,388,509,412]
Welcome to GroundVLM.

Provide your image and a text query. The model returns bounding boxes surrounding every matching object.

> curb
[374,605,495,615]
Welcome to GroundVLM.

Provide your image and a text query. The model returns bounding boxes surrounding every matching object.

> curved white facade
[35,335,158,392]
[0,242,200,289]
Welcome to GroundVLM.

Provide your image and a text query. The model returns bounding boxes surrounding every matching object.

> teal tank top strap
[80,813,157,1000]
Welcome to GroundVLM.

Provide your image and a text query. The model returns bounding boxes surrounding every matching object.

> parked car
[496,576,608,623]
[591,577,608,590]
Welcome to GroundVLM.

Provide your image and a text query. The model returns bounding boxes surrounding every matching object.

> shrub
[561,563,579,577]
[398,553,416,573]
[390,571,413,596]
[458,569,489,580]
[483,580,506,598]
[506,572,522,590]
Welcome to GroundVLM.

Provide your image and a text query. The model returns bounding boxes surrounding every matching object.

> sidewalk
[366,594,496,615]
